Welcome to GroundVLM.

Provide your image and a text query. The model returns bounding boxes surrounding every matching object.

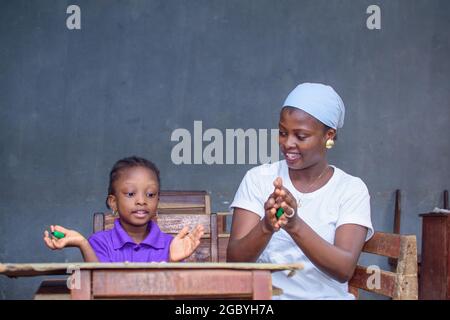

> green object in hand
[52,231,65,239]
[276,207,284,219]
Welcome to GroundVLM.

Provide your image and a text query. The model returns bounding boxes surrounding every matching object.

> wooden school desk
[0,262,303,300]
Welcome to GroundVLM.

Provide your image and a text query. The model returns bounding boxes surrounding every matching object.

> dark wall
[1,0,449,299]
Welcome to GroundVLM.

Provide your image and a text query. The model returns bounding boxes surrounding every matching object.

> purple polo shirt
[88,219,173,262]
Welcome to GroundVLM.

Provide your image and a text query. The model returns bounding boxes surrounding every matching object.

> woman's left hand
[169,224,205,262]
[273,177,301,232]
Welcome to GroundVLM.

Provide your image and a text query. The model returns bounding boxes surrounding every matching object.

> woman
[227,83,373,299]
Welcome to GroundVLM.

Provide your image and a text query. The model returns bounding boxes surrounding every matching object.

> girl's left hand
[169,224,205,262]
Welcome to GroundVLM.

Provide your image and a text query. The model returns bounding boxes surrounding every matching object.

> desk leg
[71,270,92,300]
[252,270,272,300]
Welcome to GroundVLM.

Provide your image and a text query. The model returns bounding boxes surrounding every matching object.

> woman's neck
[288,160,332,192]
[119,220,150,244]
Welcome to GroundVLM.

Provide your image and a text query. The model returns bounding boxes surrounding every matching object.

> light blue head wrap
[282,83,345,129]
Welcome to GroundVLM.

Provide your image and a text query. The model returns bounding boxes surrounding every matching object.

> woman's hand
[272,177,301,233]
[169,224,205,262]
[43,225,87,250]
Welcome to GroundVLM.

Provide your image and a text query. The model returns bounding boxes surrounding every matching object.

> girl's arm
[77,238,99,262]
[43,225,99,262]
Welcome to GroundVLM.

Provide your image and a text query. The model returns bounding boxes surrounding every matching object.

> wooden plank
[34,279,70,300]
[158,203,205,209]
[252,270,272,300]
[0,262,303,277]
[204,194,211,215]
[104,213,212,234]
[159,191,208,208]
[395,235,418,299]
[362,232,402,258]
[419,215,447,299]
[218,234,230,262]
[158,208,208,215]
[217,212,232,234]
[93,212,105,233]
[92,270,255,298]
[157,214,211,234]
[348,265,397,298]
[71,270,92,300]
[210,214,218,262]
[348,285,359,299]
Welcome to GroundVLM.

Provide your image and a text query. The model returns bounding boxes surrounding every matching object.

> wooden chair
[349,232,418,300]
[93,190,218,262]
[217,212,418,300]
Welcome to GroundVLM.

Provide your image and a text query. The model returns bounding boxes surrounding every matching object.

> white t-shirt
[230,160,373,300]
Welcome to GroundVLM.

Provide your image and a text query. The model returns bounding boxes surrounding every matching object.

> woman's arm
[285,219,367,282]
[227,185,298,262]
[226,208,273,262]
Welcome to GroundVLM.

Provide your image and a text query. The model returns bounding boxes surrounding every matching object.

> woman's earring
[325,139,335,149]
[112,209,118,216]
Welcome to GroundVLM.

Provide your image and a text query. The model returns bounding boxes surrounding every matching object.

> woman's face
[279,107,334,170]
[108,166,159,228]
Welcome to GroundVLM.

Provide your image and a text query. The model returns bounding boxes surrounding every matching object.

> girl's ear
[107,194,117,211]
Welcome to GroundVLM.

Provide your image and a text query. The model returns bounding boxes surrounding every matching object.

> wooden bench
[349,232,418,299]
[216,212,418,299]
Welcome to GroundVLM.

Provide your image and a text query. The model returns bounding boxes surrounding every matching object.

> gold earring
[112,209,118,216]
[325,139,335,149]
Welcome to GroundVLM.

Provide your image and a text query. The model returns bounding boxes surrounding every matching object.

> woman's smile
[283,151,302,165]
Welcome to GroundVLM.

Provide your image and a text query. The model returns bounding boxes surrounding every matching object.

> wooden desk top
[0,262,303,277]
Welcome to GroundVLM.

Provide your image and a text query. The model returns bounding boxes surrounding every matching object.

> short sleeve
[336,178,374,241]
[88,234,111,262]
[229,169,266,218]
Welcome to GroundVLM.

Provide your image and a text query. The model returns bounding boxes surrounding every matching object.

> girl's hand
[169,224,205,262]
[43,225,86,250]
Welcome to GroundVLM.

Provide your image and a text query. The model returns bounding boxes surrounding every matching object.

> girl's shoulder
[88,227,114,245]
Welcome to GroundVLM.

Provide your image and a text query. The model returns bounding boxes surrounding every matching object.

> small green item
[52,231,65,239]
[276,207,284,219]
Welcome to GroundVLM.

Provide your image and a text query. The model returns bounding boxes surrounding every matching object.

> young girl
[43,156,204,262]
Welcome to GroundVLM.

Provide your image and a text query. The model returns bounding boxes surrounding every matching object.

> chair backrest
[216,212,231,262]
[349,232,418,300]
[93,190,218,262]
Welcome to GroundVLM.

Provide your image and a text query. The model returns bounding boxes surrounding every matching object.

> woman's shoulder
[332,166,369,193]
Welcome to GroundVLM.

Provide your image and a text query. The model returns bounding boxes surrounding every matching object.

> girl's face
[107,166,159,228]
[279,107,335,170]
